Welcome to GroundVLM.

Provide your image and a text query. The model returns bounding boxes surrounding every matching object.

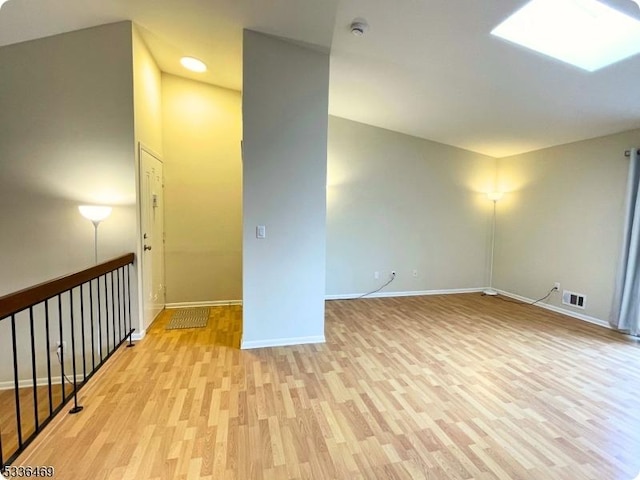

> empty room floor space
[13,295,640,479]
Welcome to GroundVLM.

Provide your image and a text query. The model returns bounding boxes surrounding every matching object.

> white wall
[0,22,137,289]
[161,74,243,305]
[133,25,163,156]
[132,25,164,332]
[0,22,138,382]
[242,30,329,348]
[327,116,496,297]
[495,129,640,323]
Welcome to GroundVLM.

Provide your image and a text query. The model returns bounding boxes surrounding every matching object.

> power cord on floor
[56,347,75,385]
[354,272,396,299]
[492,286,558,306]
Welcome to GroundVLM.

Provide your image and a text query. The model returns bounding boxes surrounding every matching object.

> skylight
[491,0,640,71]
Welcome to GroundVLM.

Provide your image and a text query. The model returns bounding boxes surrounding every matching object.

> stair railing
[0,253,136,467]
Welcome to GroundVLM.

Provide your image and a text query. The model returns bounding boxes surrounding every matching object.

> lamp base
[482,288,498,296]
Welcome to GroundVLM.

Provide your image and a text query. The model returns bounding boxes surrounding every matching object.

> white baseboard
[241,335,326,350]
[0,375,85,391]
[325,287,483,301]
[131,331,146,341]
[325,287,611,329]
[165,300,243,309]
[495,289,610,329]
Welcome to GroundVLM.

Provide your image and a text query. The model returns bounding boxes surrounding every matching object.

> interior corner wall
[241,30,329,348]
[326,116,497,296]
[494,129,640,323]
[0,22,137,382]
[161,73,243,304]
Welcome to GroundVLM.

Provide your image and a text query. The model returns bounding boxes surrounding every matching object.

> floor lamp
[78,205,112,264]
[483,192,503,296]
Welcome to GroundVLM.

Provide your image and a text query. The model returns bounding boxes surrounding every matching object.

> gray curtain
[611,148,640,336]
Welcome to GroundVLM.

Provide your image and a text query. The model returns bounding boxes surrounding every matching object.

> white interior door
[140,145,165,329]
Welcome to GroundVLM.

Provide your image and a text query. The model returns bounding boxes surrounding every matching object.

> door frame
[135,142,166,337]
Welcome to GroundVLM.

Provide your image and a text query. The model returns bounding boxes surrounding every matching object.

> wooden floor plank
[11,296,640,479]
[0,383,64,461]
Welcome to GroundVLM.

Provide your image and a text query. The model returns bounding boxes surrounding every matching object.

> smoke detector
[350,20,369,36]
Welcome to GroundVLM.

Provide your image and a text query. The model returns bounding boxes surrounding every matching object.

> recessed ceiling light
[180,56,207,73]
[491,0,640,71]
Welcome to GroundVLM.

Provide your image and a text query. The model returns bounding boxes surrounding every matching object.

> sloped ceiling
[1,0,639,157]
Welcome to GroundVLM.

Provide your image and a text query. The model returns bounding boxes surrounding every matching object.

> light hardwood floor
[1,384,64,462]
[14,295,640,479]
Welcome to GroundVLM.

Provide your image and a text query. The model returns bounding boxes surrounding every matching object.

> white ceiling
[1,0,639,157]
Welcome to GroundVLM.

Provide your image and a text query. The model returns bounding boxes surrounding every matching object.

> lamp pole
[483,192,502,296]
[91,221,100,265]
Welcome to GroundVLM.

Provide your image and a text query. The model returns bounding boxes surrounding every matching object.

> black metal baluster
[44,301,53,417]
[98,275,104,362]
[58,295,66,401]
[89,279,96,372]
[121,267,126,341]
[126,265,134,347]
[104,274,110,357]
[10,314,23,449]
[114,268,120,343]
[116,268,122,342]
[29,307,39,431]
[68,289,82,414]
[80,284,86,381]
[111,272,116,351]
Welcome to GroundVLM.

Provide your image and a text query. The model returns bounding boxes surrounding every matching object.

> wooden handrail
[0,253,135,320]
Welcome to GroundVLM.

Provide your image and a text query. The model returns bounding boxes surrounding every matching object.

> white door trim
[136,142,166,334]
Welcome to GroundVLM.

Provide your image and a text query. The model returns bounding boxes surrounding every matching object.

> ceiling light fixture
[350,20,369,36]
[491,0,640,71]
[0,0,10,9]
[180,56,207,73]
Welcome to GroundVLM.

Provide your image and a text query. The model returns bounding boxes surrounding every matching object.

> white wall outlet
[256,225,266,239]
[391,270,396,277]
[374,271,379,279]
[554,282,560,291]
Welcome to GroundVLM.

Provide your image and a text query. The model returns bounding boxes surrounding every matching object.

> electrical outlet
[554,282,560,291]
[374,271,379,280]
[391,271,397,277]
[412,269,418,277]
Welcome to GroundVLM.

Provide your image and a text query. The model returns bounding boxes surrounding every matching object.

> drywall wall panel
[242,30,329,348]
[326,116,496,296]
[495,129,640,322]
[161,74,242,304]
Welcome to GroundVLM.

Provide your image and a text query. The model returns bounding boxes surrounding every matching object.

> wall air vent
[562,290,586,309]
